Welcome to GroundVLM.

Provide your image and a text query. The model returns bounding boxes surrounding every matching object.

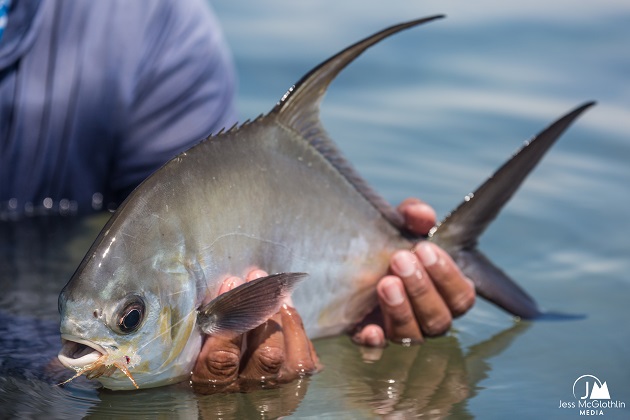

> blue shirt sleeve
[110,0,238,200]
[0,0,238,216]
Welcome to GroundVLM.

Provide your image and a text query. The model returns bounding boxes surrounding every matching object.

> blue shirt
[0,0,237,218]
[0,1,9,41]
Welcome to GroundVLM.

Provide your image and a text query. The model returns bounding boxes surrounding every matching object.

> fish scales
[57,16,593,390]
[114,119,409,338]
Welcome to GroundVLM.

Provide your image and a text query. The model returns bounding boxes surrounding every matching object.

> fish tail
[429,102,595,319]
[268,14,593,319]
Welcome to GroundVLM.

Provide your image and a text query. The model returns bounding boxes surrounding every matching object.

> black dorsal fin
[271,16,445,230]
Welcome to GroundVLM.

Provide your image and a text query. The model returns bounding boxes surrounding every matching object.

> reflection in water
[89,376,312,419]
[0,215,109,318]
[0,214,531,418]
[82,324,530,419]
[310,322,530,418]
[0,311,98,419]
[0,216,107,419]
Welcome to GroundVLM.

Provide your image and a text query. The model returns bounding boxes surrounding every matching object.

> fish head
[57,215,204,390]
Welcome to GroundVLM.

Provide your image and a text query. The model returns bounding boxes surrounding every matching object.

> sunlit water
[1,1,629,418]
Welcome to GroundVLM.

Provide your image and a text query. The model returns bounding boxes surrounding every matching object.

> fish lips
[58,334,106,370]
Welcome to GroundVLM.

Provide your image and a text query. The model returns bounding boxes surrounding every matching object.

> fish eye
[115,297,145,334]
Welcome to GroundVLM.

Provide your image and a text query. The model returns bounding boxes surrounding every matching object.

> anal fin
[454,249,541,319]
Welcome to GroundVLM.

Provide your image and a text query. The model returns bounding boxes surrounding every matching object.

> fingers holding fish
[385,242,475,339]
[191,276,245,389]
[376,275,424,344]
[353,198,476,346]
[240,303,320,384]
[278,303,321,379]
[243,270,320,381]
[390,249,452,337]
[192,270,319,393]
[240,311,285,383]
[397,198,437,235]
[191,333,243,390]
[395,199,476,335]
[415,243,476,319]
[238,268,287,382]
[244,269,270,282]
[400,198,476,320]
[354,245,475,346]
[218,275,246,295]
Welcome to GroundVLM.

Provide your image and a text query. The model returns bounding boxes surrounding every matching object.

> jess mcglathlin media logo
[558,375,626,416]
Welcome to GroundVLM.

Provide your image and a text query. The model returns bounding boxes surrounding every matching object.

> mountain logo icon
[573,375,611,400]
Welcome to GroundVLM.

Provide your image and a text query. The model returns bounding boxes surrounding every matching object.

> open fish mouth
[57,334,140,388]
[58,334,106,369]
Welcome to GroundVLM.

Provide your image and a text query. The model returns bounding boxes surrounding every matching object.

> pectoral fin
[197,273,306,336]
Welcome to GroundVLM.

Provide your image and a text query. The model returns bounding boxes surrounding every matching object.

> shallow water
[2,0,629,418]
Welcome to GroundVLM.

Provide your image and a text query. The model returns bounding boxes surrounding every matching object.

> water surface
[1,0,629,418]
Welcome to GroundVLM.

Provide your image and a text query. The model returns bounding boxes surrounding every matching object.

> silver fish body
[57,16,593,390]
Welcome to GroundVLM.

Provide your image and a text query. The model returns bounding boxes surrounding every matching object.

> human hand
[191,269,320,393]
[353,198,476,347]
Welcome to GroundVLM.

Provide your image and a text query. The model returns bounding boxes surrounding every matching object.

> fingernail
[417,242,438,267]
[247,269,269,281]
[405,202,436,227]
[381,278,405,306]
[414,202,436,218]
[227,277,243,290]
[218,277,244,295]
[366,326,384,347]
[391,251,417,277]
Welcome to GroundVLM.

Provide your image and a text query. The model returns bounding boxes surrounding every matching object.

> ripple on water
[0,311,101,418]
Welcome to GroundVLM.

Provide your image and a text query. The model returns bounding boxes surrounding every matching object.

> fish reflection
[87,322,529,419]
[316,322,531,418]
[0,298,528,420]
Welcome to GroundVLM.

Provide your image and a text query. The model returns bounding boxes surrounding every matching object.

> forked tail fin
[266,15,593,319]
[430,102,595,318]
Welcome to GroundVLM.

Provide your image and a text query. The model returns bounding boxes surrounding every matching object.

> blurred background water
[1,0,629,418]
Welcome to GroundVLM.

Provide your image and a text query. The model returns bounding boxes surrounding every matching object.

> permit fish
[57,16,594,390]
